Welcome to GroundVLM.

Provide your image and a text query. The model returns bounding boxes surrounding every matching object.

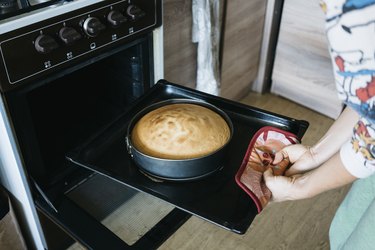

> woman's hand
[263,107,360,203]
[273,144,320,176]
[264,153,357,202]
[261,144,318,202]
[263,168,306,202]
[273,107,358,176]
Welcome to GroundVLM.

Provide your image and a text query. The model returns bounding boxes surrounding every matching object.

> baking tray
[66,80,309,234]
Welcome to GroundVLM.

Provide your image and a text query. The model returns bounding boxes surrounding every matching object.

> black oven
[0,0,309,249]
[0,1,185,249]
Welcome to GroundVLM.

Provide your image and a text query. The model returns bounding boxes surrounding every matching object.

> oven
[0,1,309,249]
[0,1,172,249]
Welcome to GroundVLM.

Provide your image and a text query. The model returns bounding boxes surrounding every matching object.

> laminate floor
[159,92,350,250]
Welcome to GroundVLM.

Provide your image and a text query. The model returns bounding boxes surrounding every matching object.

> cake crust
[131,103,230,159]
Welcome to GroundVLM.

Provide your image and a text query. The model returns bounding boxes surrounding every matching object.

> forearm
[311,107,358,164]
[294,152,357,199]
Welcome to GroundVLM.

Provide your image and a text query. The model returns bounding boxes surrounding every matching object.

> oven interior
[6,34,149,185]
[25,38,150,188]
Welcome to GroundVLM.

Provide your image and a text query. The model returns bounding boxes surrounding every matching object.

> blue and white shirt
[321,0,375,178]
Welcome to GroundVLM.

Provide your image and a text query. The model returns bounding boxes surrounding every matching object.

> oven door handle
[36,195,191,249]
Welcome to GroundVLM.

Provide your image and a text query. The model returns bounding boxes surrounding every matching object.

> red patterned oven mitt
[235,126,299,212]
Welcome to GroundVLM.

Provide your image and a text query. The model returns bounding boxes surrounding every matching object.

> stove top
[0,0,62,20]
[66,80,309,234]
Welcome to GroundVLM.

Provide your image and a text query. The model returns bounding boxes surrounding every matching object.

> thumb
[263,167,274,182]
[273,144,309,165]
[273,150,288,165]
[285,166,300,177]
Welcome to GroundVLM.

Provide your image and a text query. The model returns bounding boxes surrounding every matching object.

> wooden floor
[159,92,351,250]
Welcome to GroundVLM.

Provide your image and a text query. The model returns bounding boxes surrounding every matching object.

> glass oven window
[65,173,174,248]
[25,39,151,186]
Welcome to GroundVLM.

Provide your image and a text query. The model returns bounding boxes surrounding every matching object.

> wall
[271,0,342,118]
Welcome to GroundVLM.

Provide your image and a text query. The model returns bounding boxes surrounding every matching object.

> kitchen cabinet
[163,0,267,100]
[163,0,197,89]
[220,0,267,100]
[271,0,343,118]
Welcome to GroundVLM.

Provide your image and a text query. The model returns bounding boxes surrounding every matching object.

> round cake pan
[125,98,234,181]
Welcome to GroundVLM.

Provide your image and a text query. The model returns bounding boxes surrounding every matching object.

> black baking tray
[66,80,309,234]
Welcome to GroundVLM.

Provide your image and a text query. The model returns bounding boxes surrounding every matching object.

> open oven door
[35,191,190,249]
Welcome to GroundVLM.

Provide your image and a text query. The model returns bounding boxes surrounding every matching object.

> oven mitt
[235,126,299,212]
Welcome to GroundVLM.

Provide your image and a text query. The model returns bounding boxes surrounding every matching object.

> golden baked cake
[131,103,230,160]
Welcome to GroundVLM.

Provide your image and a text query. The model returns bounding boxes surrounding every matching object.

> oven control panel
[0,0,161,91]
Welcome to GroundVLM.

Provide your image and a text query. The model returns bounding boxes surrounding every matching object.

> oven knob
[82,17,106,37]
[126,5,145,21]
[34,34,59,54]
[107,10,127,27]
[59,27,82,45]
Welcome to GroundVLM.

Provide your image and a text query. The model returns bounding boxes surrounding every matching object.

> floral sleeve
[320,0,375,178]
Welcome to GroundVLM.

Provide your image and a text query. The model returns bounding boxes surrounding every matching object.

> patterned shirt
[321,0,375,178]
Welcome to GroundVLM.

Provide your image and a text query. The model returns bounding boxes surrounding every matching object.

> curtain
[192,0,222,95]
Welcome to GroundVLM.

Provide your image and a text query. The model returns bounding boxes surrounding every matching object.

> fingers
[273,144,313,176]
[263,167,274,179]
[263,168,275,188]
[285,160,309,176]
[272,157,290,175]
[285,166,301,177]
[274,144,308,164]
[263,168,280,202]
[273,150,288,165]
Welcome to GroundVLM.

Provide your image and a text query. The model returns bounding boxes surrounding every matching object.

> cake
[131,103,231,160]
